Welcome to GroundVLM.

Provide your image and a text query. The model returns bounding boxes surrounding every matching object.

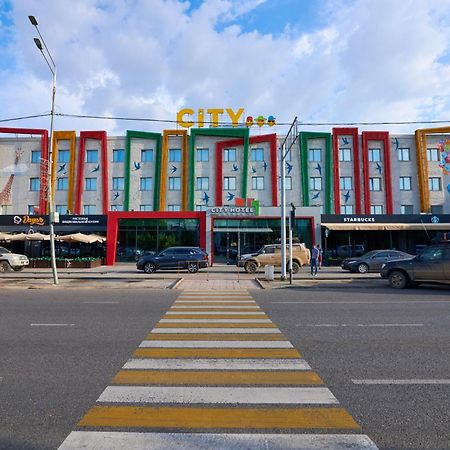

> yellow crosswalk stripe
[162,314,268,319]
[145,333,286,340]
[155,322,277,328]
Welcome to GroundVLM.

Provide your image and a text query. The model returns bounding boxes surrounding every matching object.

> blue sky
[1,0,450,134]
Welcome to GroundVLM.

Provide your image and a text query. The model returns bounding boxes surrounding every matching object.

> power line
[0,113,51,123]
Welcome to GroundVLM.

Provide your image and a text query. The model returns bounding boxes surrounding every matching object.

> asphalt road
[0,284,449,450]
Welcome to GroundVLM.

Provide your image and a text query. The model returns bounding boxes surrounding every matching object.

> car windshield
[0,246,11,254]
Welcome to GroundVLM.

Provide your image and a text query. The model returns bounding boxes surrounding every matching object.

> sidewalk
[0,264,381,290]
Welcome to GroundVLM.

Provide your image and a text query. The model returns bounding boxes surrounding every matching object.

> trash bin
[264,265,274,281]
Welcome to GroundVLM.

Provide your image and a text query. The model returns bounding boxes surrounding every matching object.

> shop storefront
[321,214,450,265]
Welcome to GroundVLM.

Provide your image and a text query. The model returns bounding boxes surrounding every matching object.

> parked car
[237,243,310,274]
[0,246,29,272]
[136,246,208,273]
[341,250,413,273]
[380,242,450,289]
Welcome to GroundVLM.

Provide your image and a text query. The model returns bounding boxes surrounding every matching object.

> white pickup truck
[0,246,29,272]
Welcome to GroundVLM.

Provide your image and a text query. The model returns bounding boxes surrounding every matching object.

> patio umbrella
[25,232,50,241]
[0,232,12,241]
[7,233,29,241]
[56,233,99,244]
[87,234,106,243]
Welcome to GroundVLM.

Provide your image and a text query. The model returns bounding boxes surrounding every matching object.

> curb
[254,278,267,289]
[168,278,184,290]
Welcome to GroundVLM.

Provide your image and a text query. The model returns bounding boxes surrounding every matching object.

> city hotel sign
[210,206,256,216]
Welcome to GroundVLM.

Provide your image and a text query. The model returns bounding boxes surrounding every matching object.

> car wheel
[13,266,24,272]
[187,262,199,273]
[389,270,408,289]
[244,261,257,273]
[0,261,11,272]
[291,261,300,274]
[143,262,157,274]
[357,263,369,274]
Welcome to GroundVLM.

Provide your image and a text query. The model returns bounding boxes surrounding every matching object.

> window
[195,205,207,211]
[224,148,236,162]
[31,150,41,164]
[431,205,443,214]
[278,176,292,190]
[58,150,70,163]
[29,178,40,191]
[140,204,152,211]
[27,205,38,214]
[340,205,353,214]
[110,204,124,211]
[420,246,444,262]
[113,149,125,162]
[368,148,381,162]
[398,148,410,161]
[339,148,351,162]
[252,176,264,190]
[86,149,98,163]
[196,177,209,190]
[169,148,182,162]
[85,178,97,191]
[309,177,322,191]
[339,177,353,190]
[168,204,181,211]
[57,177,68,191]
[169,177,181,190]
[428,177,442,191]
[141,149,153,162]
[56,205,67,214]
[112,177,124,190]
[224,177,236,190]
[369,177,381,191]
[399,177,412,191]
[251,148,264,161]
[400,205,414,214]
[196,148,209,162]
[140,177,153,191]
[83,205,96,214]
[309,148,321,162]
[427,148,439,161]
[370,205,383,214]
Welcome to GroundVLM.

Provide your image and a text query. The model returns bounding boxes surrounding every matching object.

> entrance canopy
[322,223,450,231]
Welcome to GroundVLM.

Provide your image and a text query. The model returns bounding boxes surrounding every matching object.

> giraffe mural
[0,148,23,206]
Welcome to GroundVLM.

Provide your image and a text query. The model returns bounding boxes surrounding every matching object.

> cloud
[1,0,450,135]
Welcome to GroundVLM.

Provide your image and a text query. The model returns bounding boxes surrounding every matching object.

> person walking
[317,244,323,269]
[310,244,319,276]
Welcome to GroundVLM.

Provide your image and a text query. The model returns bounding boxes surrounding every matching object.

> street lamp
[29,15,59,285]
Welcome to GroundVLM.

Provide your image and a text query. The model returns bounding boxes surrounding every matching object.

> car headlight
[381,263,386,269]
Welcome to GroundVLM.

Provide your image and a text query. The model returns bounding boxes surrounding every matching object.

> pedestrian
[310,244,319,276]
[317,244,323,269]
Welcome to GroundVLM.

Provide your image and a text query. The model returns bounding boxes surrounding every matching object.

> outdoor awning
[322,223,450,231]
[213,228,273,233]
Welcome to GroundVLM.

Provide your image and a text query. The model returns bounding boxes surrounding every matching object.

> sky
[1,0,450,135]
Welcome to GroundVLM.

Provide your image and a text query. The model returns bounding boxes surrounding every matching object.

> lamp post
[29,15,59,285]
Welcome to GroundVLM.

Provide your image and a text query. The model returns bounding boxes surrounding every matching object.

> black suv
[136,246,208,273]
[380,242,450,289]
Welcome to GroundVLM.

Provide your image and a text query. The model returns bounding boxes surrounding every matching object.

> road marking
[352,379,450,385]
[30,323,75,327]
[146,333,286,340]
[174,300,256,304]
[97,386,338,404]
[297,323,424,327]
[165,311,266,315]
[170,306,261,309]
[77,405,359,429]
[155,323,278,328]
[123,358,312,370]
[139,340,294,348]
[163,314,268,319]
[112,370,323,385]
[275,301,450,304]
[133,348,301,359]
[83,301,120,304]
[59,431,378,450]
[151,327,281,333]
[159,318,272,323]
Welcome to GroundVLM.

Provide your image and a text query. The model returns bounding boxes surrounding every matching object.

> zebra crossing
[58,290,378,449]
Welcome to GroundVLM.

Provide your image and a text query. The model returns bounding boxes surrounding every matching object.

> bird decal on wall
[311,191,321,200]
[392,137,399,151]
[375,162,382,174]
[314,163,322,175]
[91,164,100,173]
[447,183,450,195]
[202,192,210,205]
[57,163,66,173]
[133,161,141,171]
[171,165,177,174]
[251,166,257,174]
[286,162,293,174]
[227,192,235,202]
[113,192,120,200]
[232,164,239,172]
[341,137,349,145]
[343,191,350,203]
[262,161,268,172]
